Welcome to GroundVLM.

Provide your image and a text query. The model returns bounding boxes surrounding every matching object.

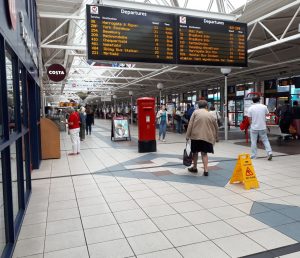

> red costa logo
[47,64,66,82]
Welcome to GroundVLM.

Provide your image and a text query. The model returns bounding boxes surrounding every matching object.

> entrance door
[228,98,244,126]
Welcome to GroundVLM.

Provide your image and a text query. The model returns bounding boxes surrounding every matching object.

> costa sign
[6,0,17,30]
[47,64,66,82]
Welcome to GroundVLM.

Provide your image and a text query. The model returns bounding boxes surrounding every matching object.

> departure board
[177,16,247,67]
[86,5,176,63]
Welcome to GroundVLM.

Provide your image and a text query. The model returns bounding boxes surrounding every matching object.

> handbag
[183,140,193,166]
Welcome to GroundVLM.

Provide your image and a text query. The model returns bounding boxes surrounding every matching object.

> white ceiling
[37,0,300,103]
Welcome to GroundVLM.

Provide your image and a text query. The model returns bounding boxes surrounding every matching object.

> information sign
[87,5,176,64]
[86,5,248,67]
[230,153,259,190]
[111,116,131,141]
[177,16,247,67]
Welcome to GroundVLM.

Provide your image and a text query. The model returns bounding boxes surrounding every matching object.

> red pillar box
[137,97,157,153]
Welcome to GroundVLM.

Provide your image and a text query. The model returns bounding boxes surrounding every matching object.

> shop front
[227,83,255,126]
[0,0,40,257]
[264,77,300,112]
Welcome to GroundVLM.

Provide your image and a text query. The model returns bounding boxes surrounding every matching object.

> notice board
[111,116,131,141]
[86,5,247,67]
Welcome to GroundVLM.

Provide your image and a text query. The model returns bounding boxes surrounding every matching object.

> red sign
[47,64,66,82]
[6,0,17,30]
[245,167,254,176]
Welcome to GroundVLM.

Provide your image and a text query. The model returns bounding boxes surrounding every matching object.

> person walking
[247,96,273,160]
[279,100,293,134]
[79,106,86,141]
[86,106,94,135]
[187,104,195,122]
[156,105,168,142]
[68,107,80,155]
[292,100,300,139]
[175,107,184,134]
[209,106,221,126]
[186,100,218,176]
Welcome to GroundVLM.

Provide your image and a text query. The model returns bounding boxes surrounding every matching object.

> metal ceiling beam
[280,5,300,39]
[68,65,216,75]
[41,19,69,44]
[39,12,83,20]
[258,22,278,41]
[248,0,300,26]
[248,33,300,53]
[183,0,189,8]
[101,0,237,20]
[114,66,178,91]
[66,75,185,82]
[41,44,86,50]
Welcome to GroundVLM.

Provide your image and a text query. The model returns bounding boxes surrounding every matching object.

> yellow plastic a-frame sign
[230,153,259,190]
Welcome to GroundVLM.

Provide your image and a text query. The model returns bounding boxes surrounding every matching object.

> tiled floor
[13,120,300,258]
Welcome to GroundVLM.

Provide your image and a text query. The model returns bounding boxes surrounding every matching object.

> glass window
[19,66,27,127]
[10,144,19,219]
[5,50,16,134]
[0,69,3,141]
[10,145,19,220]
[0,153,6,253]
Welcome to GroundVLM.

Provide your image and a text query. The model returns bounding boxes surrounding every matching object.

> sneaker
[162,139,166,142]
[188,167,198,173]
[203,171,209,176]
[268,154,272,161]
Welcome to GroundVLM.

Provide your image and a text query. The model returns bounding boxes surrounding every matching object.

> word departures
[86,5,247,67]
[230,153,259,190]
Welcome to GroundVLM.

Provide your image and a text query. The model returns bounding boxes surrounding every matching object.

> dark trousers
[86,124,92,134]
[80,123,85,140]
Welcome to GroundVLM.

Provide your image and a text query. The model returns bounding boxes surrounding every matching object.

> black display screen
[177,15,247,67]
[86,5,248,67]
[86,5,176,63]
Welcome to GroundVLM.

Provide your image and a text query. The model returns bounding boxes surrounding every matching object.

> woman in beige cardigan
[186,100,219,176]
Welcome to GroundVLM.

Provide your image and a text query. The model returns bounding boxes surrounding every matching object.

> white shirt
[247,103,269,130]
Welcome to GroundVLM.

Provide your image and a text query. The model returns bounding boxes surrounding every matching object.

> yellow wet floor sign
[230,153,259,190]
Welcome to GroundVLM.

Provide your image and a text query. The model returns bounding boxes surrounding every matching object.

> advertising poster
[113,119,129,139]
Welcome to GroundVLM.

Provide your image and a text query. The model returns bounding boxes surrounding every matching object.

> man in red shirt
[68,107,80,155]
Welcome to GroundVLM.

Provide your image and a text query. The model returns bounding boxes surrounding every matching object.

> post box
[137,97,156,153]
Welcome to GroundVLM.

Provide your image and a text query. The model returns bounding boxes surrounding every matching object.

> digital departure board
[86,5,176,63]
[177,16,247,67]
[86,5,247,67]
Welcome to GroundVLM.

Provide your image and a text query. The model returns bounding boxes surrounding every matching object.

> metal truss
[39,0,300,99]
[247,0,300,54]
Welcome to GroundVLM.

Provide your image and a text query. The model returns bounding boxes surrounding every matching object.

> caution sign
[230,153,259,190]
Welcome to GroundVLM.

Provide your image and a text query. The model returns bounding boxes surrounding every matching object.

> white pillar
[221,68,231,141]
[224,75,228,141]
